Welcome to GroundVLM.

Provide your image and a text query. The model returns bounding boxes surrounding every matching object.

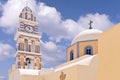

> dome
[19,6,36,21]
[22,6,32,13]
[71,29,103,45]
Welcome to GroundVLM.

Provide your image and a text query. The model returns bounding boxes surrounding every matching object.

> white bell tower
[14,6,41,70]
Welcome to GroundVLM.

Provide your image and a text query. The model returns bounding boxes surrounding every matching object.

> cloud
[40,40,66,68]
[0,76,5,80]
[0,0,114,67]
[0,43,14,60]
[78,13,114,31]
[0,0,35,33]
[0,0,114,41]
[0,2,3,12]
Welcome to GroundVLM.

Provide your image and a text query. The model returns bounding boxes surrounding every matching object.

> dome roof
[22,6,32,13]
[19,6,36,21]
[71,29,103,45]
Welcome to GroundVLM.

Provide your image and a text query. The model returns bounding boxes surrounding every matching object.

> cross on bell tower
[25,0,28,6]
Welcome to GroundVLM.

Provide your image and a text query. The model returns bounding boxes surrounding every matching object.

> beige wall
[67,44,77,61]
[20,53,25,68]
[45,66,80,80]
[95,23,120,80]
[9,69,22,80]
[44,55,98,80]
[36,55,41,69]
[67,40,98,61]
[79,41,98,56]
[78,56,98,80]
[22,75,41,80]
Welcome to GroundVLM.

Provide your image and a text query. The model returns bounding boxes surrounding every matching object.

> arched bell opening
[25,57,36,69]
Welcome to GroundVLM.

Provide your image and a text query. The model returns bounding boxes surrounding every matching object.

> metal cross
[89,20,93,29]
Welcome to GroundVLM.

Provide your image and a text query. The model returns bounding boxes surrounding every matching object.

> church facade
[9,6,120,80]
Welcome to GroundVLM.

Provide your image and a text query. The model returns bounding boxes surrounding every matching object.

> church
[9,6,120,80]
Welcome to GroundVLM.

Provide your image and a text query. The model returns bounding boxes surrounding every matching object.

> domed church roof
[71,29,103,45]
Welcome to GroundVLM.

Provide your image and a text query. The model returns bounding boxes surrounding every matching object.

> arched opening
[19,13,22,18]
[18,43,24,51]
[35,45,40,53]
[25,57,35,69]
[28,45,31,52]
[25,12,28,19]
[34,17,36,21]
[31,14,33,21]
[17,56,20,68]
[70,50,74,60]
[84,46,93,55]
[25,58,31,69]
[31,40,35,52]
[24,39,28,51]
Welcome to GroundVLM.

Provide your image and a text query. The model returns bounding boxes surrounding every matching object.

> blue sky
[0,0,119,80]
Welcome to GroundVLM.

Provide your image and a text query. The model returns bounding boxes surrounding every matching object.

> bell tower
[14,6,41,70]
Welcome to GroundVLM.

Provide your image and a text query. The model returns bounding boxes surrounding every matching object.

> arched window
[84,46,93,55]
[18,43,24,51]
[31,14,33,21]
[25,58,31,69]
[35,45,40,53]
[25,58,35,69]
[70,50,74,60]
[31,40,35,52]
[24,39,28,51]
[28,45,31,52]
[17,62,20,68]
[19,13,22,18]
[34,17,36,21]
[25,12,28,19]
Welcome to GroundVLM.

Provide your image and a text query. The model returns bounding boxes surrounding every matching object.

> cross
[89,20,93,29]
[60,72,66,80]
[25,0,29,6]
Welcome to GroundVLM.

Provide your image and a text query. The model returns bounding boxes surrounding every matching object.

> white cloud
[0,2,3,12]
[0,0,35,33]
[0,76,5,80]
[40,41,66,68]
[41,41,57,51]
[0,0,114,40]
[78,13,114,31]
[0,0,114,67]
[0,43,14,60]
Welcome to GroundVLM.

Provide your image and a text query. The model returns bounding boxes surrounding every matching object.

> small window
[19,43,24,51]
[70,50,74,60]
[31,14,33,21]
[35,45,40,53]
[24,39,28,51]
[25,58,31,69]
[18,62,20,68]
[84,46,93,55]
[25,12,28,19]
[34,17,36,21]
[19,13,22,18]
[28,45,31,52]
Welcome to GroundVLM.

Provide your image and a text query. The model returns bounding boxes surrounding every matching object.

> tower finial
[25,0,28,6]
[89,20,93,29]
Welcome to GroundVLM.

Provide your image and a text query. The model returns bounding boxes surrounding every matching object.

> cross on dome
[89,20,93,29]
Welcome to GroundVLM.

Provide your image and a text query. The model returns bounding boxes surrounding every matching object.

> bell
[28,60,31,64]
